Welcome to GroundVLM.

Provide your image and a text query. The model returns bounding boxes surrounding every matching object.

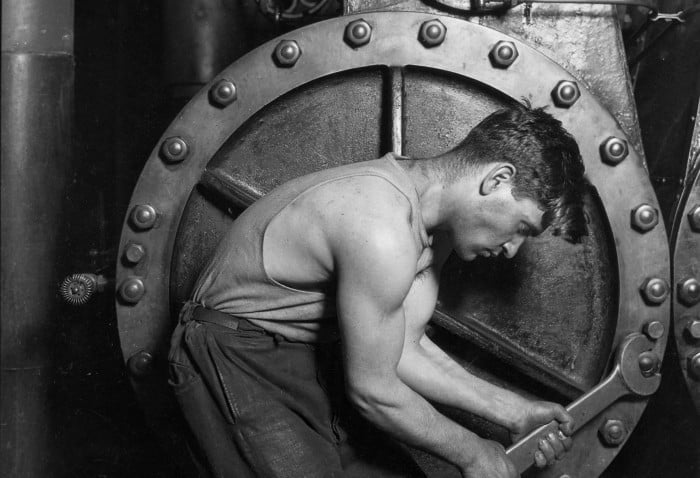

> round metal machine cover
[116,12,670,477]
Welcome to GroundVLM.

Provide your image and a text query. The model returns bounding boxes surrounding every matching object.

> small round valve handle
[60,273,108,306]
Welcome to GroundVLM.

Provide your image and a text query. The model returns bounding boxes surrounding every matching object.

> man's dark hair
[452,104,588,244]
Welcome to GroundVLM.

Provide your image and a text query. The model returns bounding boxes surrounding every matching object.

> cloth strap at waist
[180,301,249,331]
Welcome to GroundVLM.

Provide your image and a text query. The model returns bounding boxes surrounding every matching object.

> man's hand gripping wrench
[506,333,662,473]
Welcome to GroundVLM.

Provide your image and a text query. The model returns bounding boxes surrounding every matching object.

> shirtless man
[168,105,587,478]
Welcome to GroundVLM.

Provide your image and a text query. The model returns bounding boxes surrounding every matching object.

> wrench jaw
[506,333,662,473]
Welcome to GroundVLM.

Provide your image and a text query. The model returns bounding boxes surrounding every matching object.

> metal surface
[1,2,74,476]
[672,162,700,411]
[116,12,669,477]
[506,334,661,473]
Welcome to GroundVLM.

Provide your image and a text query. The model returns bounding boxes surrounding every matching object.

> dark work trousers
[168,302,427,478]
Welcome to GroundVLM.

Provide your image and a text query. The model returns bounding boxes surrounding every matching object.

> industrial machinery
[2,0,699,476]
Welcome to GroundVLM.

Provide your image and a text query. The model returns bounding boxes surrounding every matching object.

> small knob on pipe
[60,273,109,305]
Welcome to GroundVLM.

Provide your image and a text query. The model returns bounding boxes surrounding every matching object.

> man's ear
[479,163,517,196]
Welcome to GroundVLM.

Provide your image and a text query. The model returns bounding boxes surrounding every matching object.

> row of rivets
[123,204,156,304]
[639,277,700,306]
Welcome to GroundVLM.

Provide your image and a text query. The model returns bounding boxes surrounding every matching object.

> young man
[169,105,587,478]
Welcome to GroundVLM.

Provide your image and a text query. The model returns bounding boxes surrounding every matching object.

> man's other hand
[460,439,518,478]
[509,400,574,468]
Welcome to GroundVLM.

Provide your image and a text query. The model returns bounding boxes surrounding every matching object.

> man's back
[192,153,429,342]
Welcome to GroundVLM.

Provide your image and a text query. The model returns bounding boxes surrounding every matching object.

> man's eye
[519,225,531,236]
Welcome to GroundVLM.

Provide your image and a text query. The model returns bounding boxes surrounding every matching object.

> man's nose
[503,236,525,258]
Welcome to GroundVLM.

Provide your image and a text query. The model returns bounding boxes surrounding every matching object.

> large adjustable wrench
[506,333,662,473]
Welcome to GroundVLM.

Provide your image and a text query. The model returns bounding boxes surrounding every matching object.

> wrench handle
[506,367,628,473]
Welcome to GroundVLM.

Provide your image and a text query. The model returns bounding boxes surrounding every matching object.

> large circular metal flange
[672,165,700,412]
[116,12,670,475]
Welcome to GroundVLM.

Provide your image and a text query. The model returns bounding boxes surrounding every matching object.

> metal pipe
[162,0,253,99]
[1,1,74,477]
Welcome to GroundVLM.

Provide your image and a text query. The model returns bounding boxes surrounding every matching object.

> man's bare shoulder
[308,174,413,226]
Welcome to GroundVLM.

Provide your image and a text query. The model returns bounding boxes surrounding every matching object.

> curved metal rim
[672,167,700,412]
[116,11,670,473]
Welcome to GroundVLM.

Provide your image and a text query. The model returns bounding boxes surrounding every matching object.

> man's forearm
[396,334,528,431]
[350,375,484,471]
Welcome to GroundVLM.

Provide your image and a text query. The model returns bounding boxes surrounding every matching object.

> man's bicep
[334,229,417,392]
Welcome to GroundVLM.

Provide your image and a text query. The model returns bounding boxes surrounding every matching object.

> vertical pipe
[388,67,405,156]
[162,0,253,100]
[1,1,74,477]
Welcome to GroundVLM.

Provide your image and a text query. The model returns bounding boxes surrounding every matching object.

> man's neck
[394,154,472,234]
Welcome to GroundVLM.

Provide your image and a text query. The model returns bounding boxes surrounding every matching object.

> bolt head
[489,41,519,68]
[124,243,146,264]
[130,204,157,231]
[638,351,660,377]
[119,277,145,304]
[273,40,301,67]
[551,80,580,108]
[643,320,665,340]
[160,137,189,163]
[678,277,700,306]
[631,204,659,233]
[128,350,154,378]
[599,419,626,446]
[600,136,629,165]
[209,79,237,107]
[419,20,446,48]
[685,317,700,339]
[344,19,372,48]
[688,205,700,232]
[640,277,669,305]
